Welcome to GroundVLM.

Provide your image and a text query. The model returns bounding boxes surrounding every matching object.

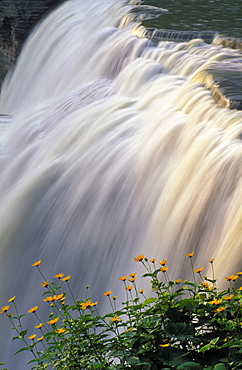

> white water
[0,0,242,367]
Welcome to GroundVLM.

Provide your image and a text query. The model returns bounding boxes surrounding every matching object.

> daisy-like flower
[185,252,194,258]
[138,289,144,294]
[90,301,98,307]
[159,260,166,266]
[31,260,42,267]
[37,336,44,341]
[110,315,120,322]
[47,317,59,325]
[134,254,145,262]
[41,281,49,288]
[225,275,239,281]
[128,277,136,282]
[208,299,222,305]
[61,275,71,282]
[27,306,38,313]
[118,275,128,281]
[174,279,182,284]
[149,259,156,263]
[129,273,137,277]
[125,285,133,291]
[43,296,54,302]
[28,334,36,340]
[238,287,242,291]
[0,305,10,314]
[201,282,210,289]
[112,296,116,300]
[103,291,112,296]
[236,272,242,275]
[54,273,64,279]
[194,267,204,273]
[80,300,93,310]
[56,328,66,334]
[160,267,169,272]
[208,259,214,263]
[8,296,16,302]
[223,295,234,300]
[215,306,227,313]
[160,343,170,347]
[6,313,13,317]
[53,293,65,301]
[34,323,44,329]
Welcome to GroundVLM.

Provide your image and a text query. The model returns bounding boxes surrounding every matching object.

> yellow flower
[37,336,44,341]
[194,267,204,273]
[53,293,65,301]
[118,275,128,281]
[185,252,194,258]
[208,299,222,305]
[28,334,36,340]
[54,273,64,279]
[80,300,93,310]
[138,289,144,294]
[31,260,42,267]
[128,277,136,282]
[43,296,54,302]
[160,343,170,347]
[61,275,71,281]
[0,305,10,314]
[201,282,211,289]
[160,267,169,272]
[90,301,98,307]
[103,290,112,296]
[129,273,137,277]
[225,275,239,281]
[159,260,166,266]
[112,296,116,300]
[174,279,182,284]
[27,306,38,313]
[8,296,16,302]
[134,254,145,262]
[208,259,214,263]
[6,313,13,317]
[110,315,120,322]
[238,287,242,291]
[236,272,242,275]
[56,328,66,334]
[47,317,59,325]
[215,306,227,313]
[34,323,44,329]
[149,259,156,263]
[223,295,234,300]
[41,281,49,288]
[125,327,133,333]
[125,285,133,291]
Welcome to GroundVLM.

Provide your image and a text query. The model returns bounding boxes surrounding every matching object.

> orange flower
[54,273,64,279]
[125,285,133,291]
[37,336,44,341]
[41,281,49,288]
[112,296,116,300]
[225,275,239,281]
[223,295,234,300]
[215,306,227,313]
[149,259,156,263]
[185,252,194,258]
[194,267,204,273]
[118,275,128,281]
[43,296,54,302]
[34,323,44,329]
[138,289,144,294]
[134,254,145,262]
[208,259,214,263]
[80,300,93,310]
[129,273,137,277]
[61,275,71,281]
[174,279,182,284]
[8,296,16,302]
[28,334,36,340]
[128,277,136,282]
[53,293,65,301]
[208,299,222,305]
[103,291,112,296]
[110,316,120,322]
[47,317,59,325]
[159,260,166,266]
[236,272,242,275]
[31,260,42,267]
[160,343,170,347]
[160,267,169,272]
[0,305,10,314]
[27,306,38,313]
[56,328,66,334]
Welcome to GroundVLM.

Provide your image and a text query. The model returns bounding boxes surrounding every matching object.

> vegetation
[1,253,241,370]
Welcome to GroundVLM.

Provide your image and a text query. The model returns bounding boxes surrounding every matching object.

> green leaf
[177,362,203,370]
[213,364,226,370]
[200,337,220,353]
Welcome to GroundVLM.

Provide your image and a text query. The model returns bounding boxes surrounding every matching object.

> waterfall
[0,0,241,368]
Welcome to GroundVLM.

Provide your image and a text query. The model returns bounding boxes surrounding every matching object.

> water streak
[0,0,241,368]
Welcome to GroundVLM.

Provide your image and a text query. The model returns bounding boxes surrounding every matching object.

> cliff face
[0,0,64,86]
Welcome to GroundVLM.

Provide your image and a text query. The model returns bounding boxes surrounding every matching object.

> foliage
[1,255,241,370]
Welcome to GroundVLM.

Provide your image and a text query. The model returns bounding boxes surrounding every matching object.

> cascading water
[0,0,241,368]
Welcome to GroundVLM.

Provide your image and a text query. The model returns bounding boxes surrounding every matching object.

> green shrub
[1,254,241,369]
